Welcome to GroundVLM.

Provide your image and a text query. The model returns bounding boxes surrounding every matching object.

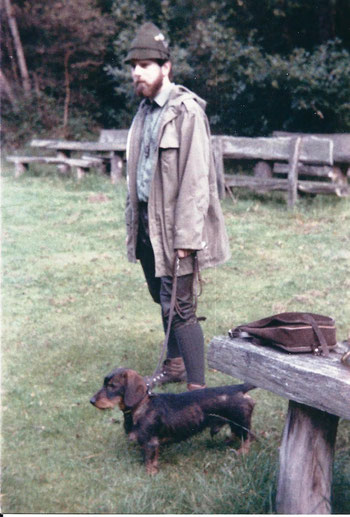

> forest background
[2,0,350,149]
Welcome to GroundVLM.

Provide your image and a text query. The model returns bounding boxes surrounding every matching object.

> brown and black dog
[90,368,256,475]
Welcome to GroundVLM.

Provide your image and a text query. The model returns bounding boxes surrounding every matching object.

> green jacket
[125,84,230,277]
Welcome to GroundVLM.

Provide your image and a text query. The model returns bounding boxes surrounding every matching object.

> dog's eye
[107,382,116,389]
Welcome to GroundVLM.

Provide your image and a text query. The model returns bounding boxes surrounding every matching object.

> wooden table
[207,337,350,514]
[31,133,128,182]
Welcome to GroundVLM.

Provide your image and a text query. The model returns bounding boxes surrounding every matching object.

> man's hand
[176,249,194,259]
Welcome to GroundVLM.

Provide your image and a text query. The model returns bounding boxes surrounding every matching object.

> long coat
[125,84,230,278]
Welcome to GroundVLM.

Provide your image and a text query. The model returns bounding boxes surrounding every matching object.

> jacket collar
[153,82,174,107]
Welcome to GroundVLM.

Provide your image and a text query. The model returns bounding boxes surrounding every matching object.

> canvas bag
[229,312,337,356]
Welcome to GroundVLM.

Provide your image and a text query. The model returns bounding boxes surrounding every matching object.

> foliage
[2,0,350,145]
[1,89,100,147]
[106,3,350,135]
[2,0,114,145]
[1,168,350,513]
[268,40,350,132]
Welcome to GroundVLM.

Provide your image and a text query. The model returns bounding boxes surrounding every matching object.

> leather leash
[151,251,180,383]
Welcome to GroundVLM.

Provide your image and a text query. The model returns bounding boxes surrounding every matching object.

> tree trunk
[0,69,18,109]
[63,50,72,137]
[4,0,31,94]
[318,0,336,43]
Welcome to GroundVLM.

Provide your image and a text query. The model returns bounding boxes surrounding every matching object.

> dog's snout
[90,396,96,405]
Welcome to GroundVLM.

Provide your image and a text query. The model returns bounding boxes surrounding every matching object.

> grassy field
[1,164,350,514]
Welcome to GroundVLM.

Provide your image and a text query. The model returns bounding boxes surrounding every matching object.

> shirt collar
[153,82,174,108]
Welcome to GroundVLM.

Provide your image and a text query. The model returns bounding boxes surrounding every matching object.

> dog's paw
[146,463,159,476]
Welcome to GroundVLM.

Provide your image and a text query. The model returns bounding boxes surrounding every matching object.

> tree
[2,0,350,146]
[2,0,114,141]
[106,0,350,135]
[3,0,30,94]
[22,0,114,134]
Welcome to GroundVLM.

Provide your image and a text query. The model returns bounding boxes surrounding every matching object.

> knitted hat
[125,22,170,63]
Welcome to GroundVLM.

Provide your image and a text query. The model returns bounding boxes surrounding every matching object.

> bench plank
[273,162,334,178]
[7,156,64,164]
[98,129,129,144]
[221,136,333,165]
[7,155,101,167]
[273,131,350,163]
[30,139,62,148]
[224,174,349,196]
[207,336,350,420]
[6,155,102,178]
[45,141,127,152]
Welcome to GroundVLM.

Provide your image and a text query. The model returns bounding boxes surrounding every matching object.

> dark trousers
[136,202,205,384]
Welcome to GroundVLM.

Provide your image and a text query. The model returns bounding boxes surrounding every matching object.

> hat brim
[124,47,170,64]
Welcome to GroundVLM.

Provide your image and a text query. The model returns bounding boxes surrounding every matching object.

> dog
[90,368,256,475]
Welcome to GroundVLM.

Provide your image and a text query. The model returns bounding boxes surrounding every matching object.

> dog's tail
[240,382,256,393]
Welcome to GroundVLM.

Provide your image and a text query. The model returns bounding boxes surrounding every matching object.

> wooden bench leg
[276,400,339,514]
[110,153,123,184]
[57,151,71,175]
[14,161,28,178]
[76,166,89,180]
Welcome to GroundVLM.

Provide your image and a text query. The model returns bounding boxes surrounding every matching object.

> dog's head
[90,368,148,410]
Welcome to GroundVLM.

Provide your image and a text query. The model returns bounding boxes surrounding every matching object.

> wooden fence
[7,130,350,207]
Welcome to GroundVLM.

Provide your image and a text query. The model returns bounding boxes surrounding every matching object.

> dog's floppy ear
[124,370,147,407]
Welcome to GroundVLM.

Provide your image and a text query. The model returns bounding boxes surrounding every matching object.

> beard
[134,71,164,99]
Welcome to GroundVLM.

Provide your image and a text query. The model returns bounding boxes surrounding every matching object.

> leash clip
[146,381,153,395]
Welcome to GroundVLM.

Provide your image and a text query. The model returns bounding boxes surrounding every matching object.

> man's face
[131,60,165,99]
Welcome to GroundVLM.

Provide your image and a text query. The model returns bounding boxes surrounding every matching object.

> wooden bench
[7,131,350,199]
[272,132,350,198]
[6,129,129,181]
[30,129,128,182]
[6,154,103,179]
[88,129,128,183]
[213,135,349,206]
[207,336,350,514]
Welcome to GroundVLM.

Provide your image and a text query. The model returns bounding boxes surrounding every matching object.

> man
[125,23,230,390]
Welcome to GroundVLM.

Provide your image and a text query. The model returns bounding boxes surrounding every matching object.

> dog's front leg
[142,437,160,476]
[234,435,252,455]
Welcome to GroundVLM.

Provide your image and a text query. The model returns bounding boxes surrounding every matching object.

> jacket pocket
[159,127,179,177]
[159,123,179,150]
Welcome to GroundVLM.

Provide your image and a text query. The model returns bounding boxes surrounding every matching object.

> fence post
[212,136,225,200]
[288,137,302,208]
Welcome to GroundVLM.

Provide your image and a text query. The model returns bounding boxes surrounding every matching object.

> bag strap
[303,313,329,356]
[341,347,350,367]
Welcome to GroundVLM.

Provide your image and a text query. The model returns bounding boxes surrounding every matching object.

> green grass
[1,165,350,513]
